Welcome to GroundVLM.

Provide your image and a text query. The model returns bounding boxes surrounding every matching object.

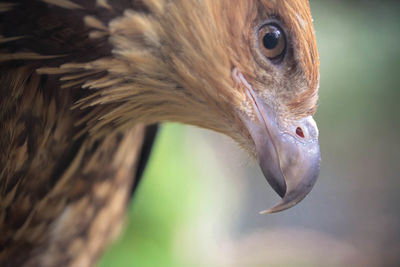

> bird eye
[258,24,286,60]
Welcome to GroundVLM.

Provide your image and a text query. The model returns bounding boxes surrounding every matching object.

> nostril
[296,127,305,138]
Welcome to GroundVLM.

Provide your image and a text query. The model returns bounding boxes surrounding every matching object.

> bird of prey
[0,0,320,266]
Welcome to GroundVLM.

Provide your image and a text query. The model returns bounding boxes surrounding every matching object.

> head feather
[36,0,319,142]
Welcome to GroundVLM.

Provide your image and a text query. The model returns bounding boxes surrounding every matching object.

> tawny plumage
[0,0,320,266]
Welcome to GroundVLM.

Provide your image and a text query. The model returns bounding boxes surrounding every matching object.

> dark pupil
[263,30,280,49]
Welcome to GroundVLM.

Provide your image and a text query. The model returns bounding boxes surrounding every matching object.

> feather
[0,0,320,265]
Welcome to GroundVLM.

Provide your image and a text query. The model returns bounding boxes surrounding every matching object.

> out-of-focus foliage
[100,125,205,267]
[100,1,400,266]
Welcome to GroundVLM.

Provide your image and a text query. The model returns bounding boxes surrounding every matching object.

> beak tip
[259,199,298,215]
[259,209,275,215]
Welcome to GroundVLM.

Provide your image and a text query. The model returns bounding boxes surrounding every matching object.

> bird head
[72,0,320,213]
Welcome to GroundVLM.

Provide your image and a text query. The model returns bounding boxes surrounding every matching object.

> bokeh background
[100,1,400,266]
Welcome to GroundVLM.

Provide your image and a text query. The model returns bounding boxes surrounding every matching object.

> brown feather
[0,0,319,265]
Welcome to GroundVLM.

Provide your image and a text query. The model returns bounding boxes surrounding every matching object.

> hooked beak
[233,69,320,213]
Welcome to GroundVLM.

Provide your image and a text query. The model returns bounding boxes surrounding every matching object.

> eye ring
[257,23,286,61]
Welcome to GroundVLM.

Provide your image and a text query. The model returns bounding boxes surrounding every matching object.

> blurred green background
[100,1,400,266]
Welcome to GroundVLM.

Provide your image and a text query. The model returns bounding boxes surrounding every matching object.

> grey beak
[241,87,320,214]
